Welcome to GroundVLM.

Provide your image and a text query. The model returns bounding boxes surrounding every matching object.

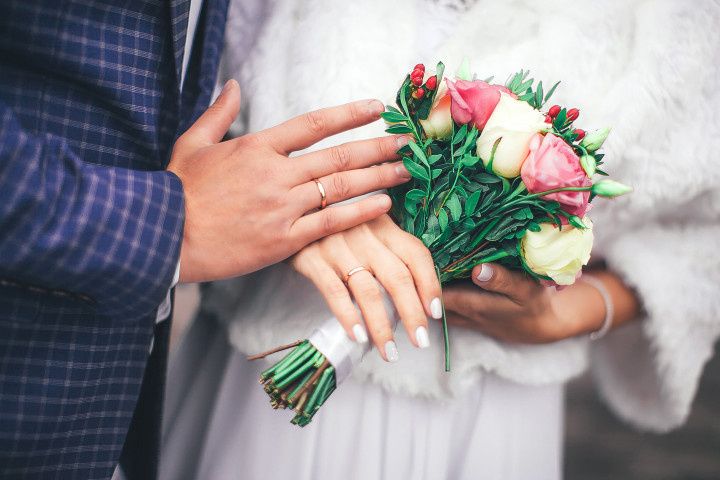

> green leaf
[381,111,407,123]
[535,81,544,107]
[404,197,418,216]
[446,193,462,221]
[452,124,468,145]
[428,154,443,165]
[461,155,481,167]
[438,209,449,231]
[500,177,510,195]
[403,157,429,181]
[405,189,426,202]
[465,190,482,216]
[568,215,587,229]
[431,168,443,179]
[580,154,597,177]
[408,141,428,165]
[386,105,401,114]
[385,124,413,134]
[544,81,560,103]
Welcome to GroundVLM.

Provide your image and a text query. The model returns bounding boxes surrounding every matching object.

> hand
[168,80,412,283]
[442,263,610,344]
[291,214,442,361]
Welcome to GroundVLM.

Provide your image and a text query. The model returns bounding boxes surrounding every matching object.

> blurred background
[172,284,720,479]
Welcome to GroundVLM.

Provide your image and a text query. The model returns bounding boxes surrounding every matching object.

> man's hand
[168,80,411,283]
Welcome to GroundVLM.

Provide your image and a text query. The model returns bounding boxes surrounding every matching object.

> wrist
[549,280,607,338]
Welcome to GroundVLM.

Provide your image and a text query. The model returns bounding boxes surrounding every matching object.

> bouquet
[249,61,631,426]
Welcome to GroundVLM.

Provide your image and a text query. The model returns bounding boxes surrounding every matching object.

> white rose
[520,218,594,285]
[476,94,548,178]
[419,84,452,140]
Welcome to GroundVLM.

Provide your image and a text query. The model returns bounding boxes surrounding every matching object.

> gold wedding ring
[314,179,327,209]
[344,266,369,283]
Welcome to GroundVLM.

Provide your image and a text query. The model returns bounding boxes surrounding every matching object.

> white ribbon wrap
[309,294,398,384]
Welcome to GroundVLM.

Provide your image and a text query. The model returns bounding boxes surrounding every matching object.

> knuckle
[320,210,339,234]
[330,173,352,200]
[304,110,326,135]
[326,280,349,299]
[348,102,364,124]
[388,268,414,288]
[354,280,381,300]
[329,144,353,171]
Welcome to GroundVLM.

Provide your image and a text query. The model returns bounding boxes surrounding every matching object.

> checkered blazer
[0,1,229,478]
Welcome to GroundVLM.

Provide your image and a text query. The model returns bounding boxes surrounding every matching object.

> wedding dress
[160,1,720,479]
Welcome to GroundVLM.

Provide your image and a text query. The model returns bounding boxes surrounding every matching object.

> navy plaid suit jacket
[0,1,229,478]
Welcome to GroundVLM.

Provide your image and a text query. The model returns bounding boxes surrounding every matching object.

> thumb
[471,263,540,303]
[184,79,241,145]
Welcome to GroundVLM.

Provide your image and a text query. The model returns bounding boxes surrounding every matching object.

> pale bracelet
[581,275,614,341]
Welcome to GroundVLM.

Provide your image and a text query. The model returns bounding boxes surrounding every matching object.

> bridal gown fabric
[160,316,563,480]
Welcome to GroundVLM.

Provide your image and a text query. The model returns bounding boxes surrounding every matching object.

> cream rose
[419,82,452,139]
[520,218,594,285]
[476,94,548,178]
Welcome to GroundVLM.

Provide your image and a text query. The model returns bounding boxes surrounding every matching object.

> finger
[374,216,443,321]
[441,283,488,320]
[471,263,542,304]
[181,79,240,146]
[290,163,409,215]
[364,240,430,349]
[320,238,397,361]
[262,99,385,154]
[293,134,409,183]
[445,311,477,329]
[289,194,392,247]
[292,249,368,343]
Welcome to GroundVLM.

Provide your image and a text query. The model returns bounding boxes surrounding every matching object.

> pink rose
[521,133,591,217]
[445,79,514,130]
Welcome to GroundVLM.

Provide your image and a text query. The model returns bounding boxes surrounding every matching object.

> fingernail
[415,326,430,349]
[395,162,411,179]
[352,324,369,343]
[366,99,385,116]
[476,264,494,282]
[430,297,443,320]
[216,79,235,101]
[375,194,392,209]
[384,340,399,362]
[395,135,410,148]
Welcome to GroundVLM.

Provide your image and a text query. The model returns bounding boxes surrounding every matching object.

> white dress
[160,315,563,480]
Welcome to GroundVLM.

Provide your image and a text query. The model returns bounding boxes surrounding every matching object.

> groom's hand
[168,79,411,283]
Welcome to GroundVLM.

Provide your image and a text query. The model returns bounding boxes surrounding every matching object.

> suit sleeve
[0,102,185,318]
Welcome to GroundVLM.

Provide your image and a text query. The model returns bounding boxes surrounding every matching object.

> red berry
[411,74,423,87]
[414,63,425,73]
[548,105,561,117]
[573,129,586,141]
[413,87,425,99]
[567,108,580,121]
[545,114,553,123]
[425,75,437,90]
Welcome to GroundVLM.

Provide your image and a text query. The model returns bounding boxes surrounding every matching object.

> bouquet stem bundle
[251,340,336,427]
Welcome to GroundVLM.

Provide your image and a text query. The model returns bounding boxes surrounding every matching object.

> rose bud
[411,73,424,87]
[414,63,425,73]
[548,105,561,117]
[425,75,437,90]
[412,87,425,99]
[591,179,633,198]
[567,108,580,122]
[580,127,611,152]
[545,114,553,123]
[573,129,586,141]
[419,92,453,139]
[520,218,594,286]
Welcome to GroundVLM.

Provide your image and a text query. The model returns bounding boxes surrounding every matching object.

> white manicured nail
[415,326,430,349]
[430,297,443,319]
[352,324,369,343]
[384,340,399,362]
[476,264,494,282]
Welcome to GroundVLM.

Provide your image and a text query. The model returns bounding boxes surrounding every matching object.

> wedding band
[344,266,369,283]
[314,179,327,209]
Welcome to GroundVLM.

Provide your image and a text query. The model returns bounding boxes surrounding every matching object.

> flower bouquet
[249,61,631,426]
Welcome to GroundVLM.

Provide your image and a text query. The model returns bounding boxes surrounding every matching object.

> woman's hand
[442,263,640,344]
[291,214,442,361]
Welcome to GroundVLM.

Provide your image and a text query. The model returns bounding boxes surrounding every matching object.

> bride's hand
[442,263,640,343]
[291,214,442,361]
